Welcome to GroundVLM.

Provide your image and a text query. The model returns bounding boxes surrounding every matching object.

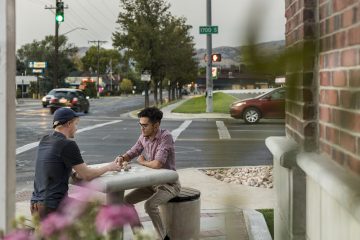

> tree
[17,35,78,91]
[81,47,122,75]
[120,78,133,95]
[161,16,198,101]
[113,0,171,106]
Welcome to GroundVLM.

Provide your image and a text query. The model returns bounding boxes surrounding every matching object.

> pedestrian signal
[211,54,221,62]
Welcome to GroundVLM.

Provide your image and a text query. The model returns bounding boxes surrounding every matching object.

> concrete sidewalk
[15,167,274,239]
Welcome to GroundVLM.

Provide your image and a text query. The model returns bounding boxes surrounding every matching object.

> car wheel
[84,107,89,114]
[243,107,260,124]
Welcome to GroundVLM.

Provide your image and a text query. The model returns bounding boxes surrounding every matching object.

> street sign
[199,26,218,34]
[28,62,47,69]
[32,69,43,73]
[141,70,151,82]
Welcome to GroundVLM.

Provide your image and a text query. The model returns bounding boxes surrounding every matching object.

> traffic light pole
[45,0,67,88]
[54,20,59,88]
[206,0,213,112]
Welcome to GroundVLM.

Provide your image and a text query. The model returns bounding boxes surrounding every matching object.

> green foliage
[256,209,274,238]
[172,92,238,113]
[83,81,97,98]
[120,78,133,94]
[17,35,78,90]
[28,81,39,97]
[112,0,197,103]
[81,47,122,75]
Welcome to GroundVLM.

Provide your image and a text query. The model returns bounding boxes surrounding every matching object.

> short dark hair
[138,107,163,123]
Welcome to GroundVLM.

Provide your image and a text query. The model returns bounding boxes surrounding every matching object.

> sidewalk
[16,168,274,239]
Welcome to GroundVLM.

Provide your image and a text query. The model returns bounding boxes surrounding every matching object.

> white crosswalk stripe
[16,120,122,155]
[171,120,192,142]
[216,121,231,139]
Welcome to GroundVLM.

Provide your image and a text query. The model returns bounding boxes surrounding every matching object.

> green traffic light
[56,14,64,22]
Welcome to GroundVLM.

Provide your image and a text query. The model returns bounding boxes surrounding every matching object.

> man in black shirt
[31,107,121,219]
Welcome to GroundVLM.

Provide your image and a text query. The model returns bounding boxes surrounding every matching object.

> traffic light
[211,54,222,62]
[55,1,64,22]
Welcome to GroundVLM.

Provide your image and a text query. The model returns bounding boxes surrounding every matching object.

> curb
[243,209,272,240]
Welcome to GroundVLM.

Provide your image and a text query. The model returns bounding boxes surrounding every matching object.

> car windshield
[48,89,56,95]
[257,88,283,99]
[54,91,73,99]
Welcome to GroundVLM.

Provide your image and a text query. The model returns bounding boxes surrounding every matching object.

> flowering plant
[2,183,155,240]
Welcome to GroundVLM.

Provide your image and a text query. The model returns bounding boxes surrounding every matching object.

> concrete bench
[160,187,201,240]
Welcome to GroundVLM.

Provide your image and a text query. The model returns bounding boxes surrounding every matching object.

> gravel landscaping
[200,166,273,188]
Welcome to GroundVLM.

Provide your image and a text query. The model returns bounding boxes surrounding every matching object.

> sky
[16,0,285,50]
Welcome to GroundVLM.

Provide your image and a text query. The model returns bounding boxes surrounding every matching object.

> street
[16,96,285,192]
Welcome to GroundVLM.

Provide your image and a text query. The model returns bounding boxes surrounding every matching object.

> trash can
[160,187,201,240]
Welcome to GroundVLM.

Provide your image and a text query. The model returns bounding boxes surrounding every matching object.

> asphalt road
[15,96,285,192]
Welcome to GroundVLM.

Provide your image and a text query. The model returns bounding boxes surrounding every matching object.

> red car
[229,87,285,123]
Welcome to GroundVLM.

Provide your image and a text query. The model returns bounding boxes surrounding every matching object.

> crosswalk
[16,117,285,155]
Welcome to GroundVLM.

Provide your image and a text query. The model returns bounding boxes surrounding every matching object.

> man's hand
[114,155,125,166]
[137,155,146,165]
[107,161,122,172]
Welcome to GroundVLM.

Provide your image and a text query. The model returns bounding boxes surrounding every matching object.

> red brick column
[285,0,318,151]
[318,0,360,174]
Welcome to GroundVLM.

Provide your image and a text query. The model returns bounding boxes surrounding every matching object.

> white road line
[216,121,231,139]
[102,135,110,140]
[232,129,284,132]
[171,120,192,142]
[16,120,122,155]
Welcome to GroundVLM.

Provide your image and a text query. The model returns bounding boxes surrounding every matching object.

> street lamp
[62,27,87,35]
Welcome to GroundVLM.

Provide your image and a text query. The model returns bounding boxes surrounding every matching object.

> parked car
[229,87,285,123]
[48,88,90,114]
[41,89,56,107]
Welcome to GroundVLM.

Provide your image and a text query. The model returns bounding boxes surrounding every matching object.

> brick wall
[285,0,318,151]
[318,0,360,174]
[285,0,360,174]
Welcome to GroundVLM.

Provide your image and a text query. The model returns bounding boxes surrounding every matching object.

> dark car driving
[229,87,285,123]
[41,89,56,107]
[48,88,90,114]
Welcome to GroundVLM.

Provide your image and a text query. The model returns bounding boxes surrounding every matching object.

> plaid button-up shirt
[125,129,176,170]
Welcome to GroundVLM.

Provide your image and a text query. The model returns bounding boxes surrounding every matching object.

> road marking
[177,138,266,142]
[216,121,231,139]
[171,120,192,142]
[102,135,110,140]
[16,120,122,155]
[231,129,284,133]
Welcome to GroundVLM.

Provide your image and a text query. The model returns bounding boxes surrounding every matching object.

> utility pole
[109,59,113,92]
[0,0,16,232]
[88,40,107,97]
[45,0,68,88]
[206,0,213,112]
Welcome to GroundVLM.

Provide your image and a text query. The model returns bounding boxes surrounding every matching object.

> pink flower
[95,204,140,233]
[3,229,34,240]
[59,182,102,220]
[40,212,70,237]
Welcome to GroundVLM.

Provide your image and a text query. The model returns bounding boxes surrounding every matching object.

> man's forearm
[139,159,162,169]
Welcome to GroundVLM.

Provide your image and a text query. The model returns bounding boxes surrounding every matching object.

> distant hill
[194,40,285,67]
[77,40,285,67]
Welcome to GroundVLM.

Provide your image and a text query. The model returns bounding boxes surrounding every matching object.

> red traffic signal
[211,54,221,62]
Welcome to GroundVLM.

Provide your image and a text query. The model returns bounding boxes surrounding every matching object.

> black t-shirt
[31,131,84,209]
